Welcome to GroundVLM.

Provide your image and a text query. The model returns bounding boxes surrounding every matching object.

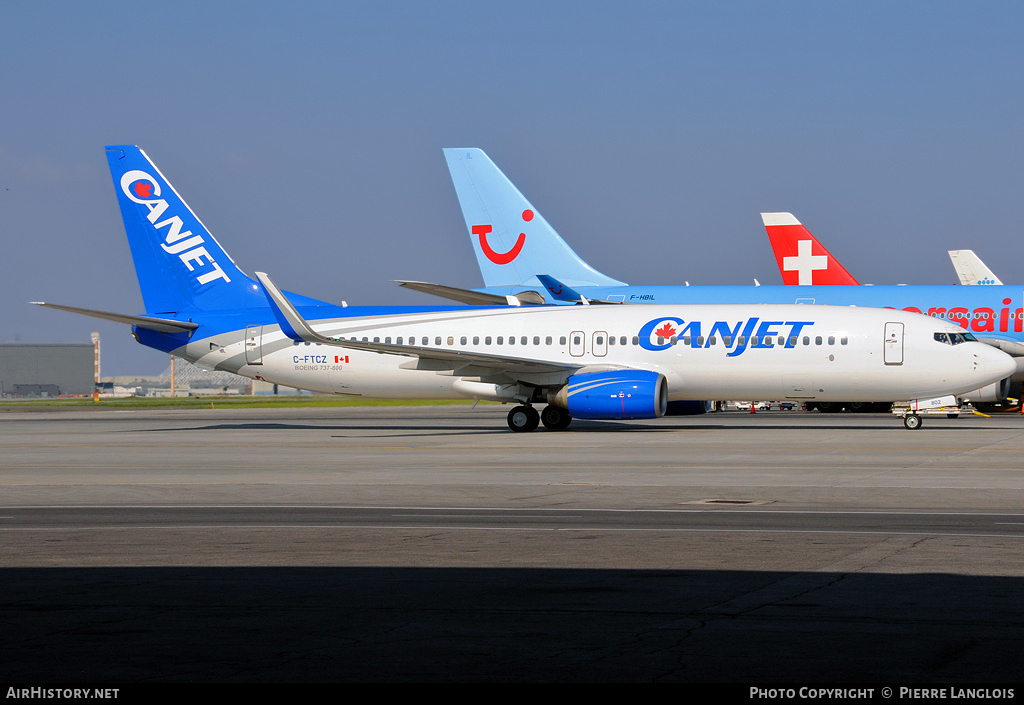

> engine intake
[960,376,1012,403]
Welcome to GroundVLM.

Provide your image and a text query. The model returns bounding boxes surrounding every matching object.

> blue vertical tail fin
[105,145,263,314]
[443,148,626,289]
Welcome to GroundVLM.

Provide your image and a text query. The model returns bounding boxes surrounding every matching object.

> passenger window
[632,336,639,345]
[460,336,467,345]
[815,336,822,345]
[697,336,705,347]
[435,337,442,345]
[723,336,732,346]
[521,336,528,345]
[533,336,540,345]
[546,336,552,345]
[485,336,492,345]
[497,336,503,345]
[620,337,627,346]
[509,336,515,345]
[788,336,796,346]
[385,337,391,344]
[750,336,758,346]
[708,336,716,346]
[609,336,616,346]
[737,336,745,347]
[841,337,848,345]
[560,336,567,345]
[803,336,810,345]
[777,336,785,346]
[828,336,835,345]
[421,337,428,346]
[397,337,403,345]
[670,336,677,345]
[473,336,479,345]
[683,336,691,346]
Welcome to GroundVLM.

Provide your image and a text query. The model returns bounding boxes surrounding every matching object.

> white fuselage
[179,304,1015,404]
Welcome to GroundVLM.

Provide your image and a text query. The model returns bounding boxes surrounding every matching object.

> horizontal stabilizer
[31,302,198,333]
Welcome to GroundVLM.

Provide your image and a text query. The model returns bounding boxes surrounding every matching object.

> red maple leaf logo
[133,181,153,198]
[655,322,676,339]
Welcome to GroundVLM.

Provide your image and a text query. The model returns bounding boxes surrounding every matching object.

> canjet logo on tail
[120,170,231,286]
[638,317,815,357]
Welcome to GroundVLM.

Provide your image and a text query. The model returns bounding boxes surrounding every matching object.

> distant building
[0,344,95,397]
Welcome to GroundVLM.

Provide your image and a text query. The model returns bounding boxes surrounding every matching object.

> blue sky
[2,1,1022,375]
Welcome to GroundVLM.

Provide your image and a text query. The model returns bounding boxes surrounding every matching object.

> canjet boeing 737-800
[33,146,1015,431]
[428,149,1023,405]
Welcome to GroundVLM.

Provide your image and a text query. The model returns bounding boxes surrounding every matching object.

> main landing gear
[507,405,573,432]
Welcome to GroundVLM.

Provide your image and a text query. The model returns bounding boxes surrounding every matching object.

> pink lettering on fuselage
[906,298,1022,333]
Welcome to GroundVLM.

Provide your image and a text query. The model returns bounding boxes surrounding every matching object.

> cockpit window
[936,332,978,345]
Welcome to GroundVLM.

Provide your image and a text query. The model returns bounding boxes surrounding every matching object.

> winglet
[536,274,584,303]
[255,272,335,344]
[761,212,860,285]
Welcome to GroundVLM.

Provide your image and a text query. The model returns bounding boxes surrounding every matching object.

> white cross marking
[783,239,828,285]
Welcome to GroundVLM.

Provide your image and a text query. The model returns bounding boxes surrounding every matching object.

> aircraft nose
[974,343,1017,382]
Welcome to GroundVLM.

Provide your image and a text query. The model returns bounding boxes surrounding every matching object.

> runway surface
[2,405,1023,682]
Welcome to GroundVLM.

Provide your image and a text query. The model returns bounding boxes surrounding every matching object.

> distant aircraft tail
[761,212,860,285]
[443,148,626,288]
[948,250,1002,286]
[105,145,265,314]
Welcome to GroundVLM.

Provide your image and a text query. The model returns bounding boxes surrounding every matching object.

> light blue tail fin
[443,148,626,288]
[106,145,265,314]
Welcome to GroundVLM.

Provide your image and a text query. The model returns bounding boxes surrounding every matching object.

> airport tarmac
[2,405,1023,683]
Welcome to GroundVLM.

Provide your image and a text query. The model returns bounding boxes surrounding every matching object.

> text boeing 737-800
[33,146,1015,430]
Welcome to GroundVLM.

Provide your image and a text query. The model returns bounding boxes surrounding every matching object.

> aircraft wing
[948,250,1002,286]
[396,280,546,306]
[31,302,199,333]
[258,273,580,376]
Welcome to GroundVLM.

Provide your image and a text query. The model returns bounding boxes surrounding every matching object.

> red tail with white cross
[761,213,860,286]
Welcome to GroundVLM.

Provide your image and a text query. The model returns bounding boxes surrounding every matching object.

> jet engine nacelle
[548,370,668,420]
[960,376,1012,403]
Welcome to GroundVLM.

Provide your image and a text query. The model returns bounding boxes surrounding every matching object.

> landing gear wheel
[507,405,540,432]
[540,405,572,430]
[903,414,922,430]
